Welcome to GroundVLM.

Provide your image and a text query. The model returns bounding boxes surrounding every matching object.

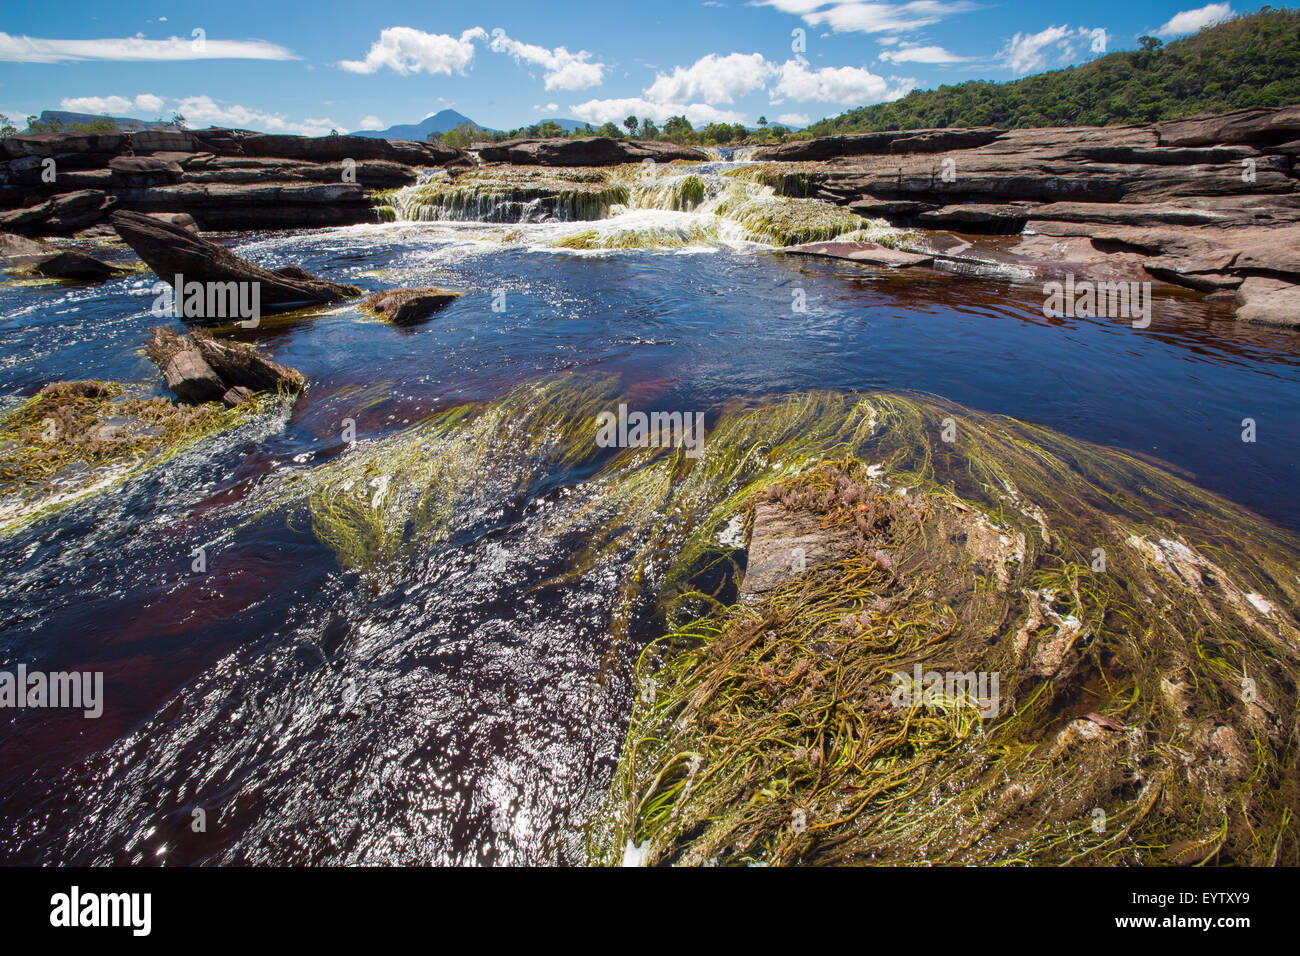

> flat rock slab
[739,501,859,604]
[1235,277,1300,327]
[362,287,462,324]
[786,240,935,268]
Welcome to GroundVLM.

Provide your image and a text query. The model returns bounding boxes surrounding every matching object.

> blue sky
[0,1,1278,133]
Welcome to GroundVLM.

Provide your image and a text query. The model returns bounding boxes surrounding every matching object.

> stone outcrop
[476,136,707,166]
[361,287,462,324]
[34,249,125,280]
[146,326,303,405]
[0,127,472,234]
[760,105,1300,327]
[111,209,360,313]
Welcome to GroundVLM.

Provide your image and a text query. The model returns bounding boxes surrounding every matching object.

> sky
[0,1,1279,134]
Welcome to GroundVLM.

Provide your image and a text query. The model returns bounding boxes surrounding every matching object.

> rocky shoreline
[755,105,1300,327]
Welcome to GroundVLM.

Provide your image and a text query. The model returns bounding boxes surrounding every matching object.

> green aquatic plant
[712,184,881,247]
[586,391,1300,866]
[0,379,279,534]
[552,220,720,251]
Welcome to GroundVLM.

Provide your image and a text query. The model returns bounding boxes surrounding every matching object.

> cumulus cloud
[61,93,165,115]
[0,32,296,62]
[771,56,912,104]
[568,97,745,126]
[1157,3,1234,38]
[645,52,774,103]
[60,92,338,135]
[359,115,384,129]
[339,26,486,75]
[487,28,604,91]
[776,112,810,125]
[878,43,970,65]
[998,25,1107,75]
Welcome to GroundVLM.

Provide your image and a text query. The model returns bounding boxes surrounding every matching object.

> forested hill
[808,8,1300,135]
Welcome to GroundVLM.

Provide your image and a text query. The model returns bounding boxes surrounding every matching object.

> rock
[1,131,129,159]
[110,181,375,230]
[361,287,462,324]
[160,346,227,404]
[146,212,199,233]
[0,232,46,257]
[1158,105,1300,147]
[785,240,935,268]
[111,209,360,313]
[34,249,123,280]
[237,132,467,167]
[0,189,117,235]
[476,137,706,166]
[130,129,200,153]
[222,386,255,407]
[738,501,859,603]
[108,156,184,187]
[146,326,304,404]
[889,128,1004,153]
[1234,277,1300,327]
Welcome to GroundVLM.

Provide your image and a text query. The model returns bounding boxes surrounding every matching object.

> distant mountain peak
[351,109,496,140]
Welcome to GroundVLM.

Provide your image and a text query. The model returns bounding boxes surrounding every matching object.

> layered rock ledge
[757,105,1300,326]
[0,127,471,234]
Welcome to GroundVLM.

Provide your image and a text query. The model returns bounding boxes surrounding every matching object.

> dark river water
[1,208,1297,864]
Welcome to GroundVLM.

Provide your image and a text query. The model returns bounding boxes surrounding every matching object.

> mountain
[26,109,173,132]
[809,8,1300,135]
[351,109,496,140]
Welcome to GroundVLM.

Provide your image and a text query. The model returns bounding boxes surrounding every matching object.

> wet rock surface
[111,209,360,312]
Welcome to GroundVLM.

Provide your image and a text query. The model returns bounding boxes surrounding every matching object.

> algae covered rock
[361,287,462,325]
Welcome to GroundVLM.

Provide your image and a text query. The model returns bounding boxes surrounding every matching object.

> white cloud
[339,26,486,75]
[60,93,165,115]
[1157,3,1234,38]
[0,32,297,62]
[776,112,810,125]
[998,25,1107,75]
[569,97,745,126]
[878,43,970,64]
[487,28,604,90]
[55,92,340,135]
[359,115,383,129]
[761,1,975,35]
[771,56,912,104]
[645,52,774,103]
[175,95,339,135]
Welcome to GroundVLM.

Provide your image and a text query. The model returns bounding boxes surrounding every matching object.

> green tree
[623,114,639,135]
[662,115,693,142]
[596,121,622,138]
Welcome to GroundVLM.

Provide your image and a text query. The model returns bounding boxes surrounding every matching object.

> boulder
[146,326,304,403]
[34,249,124,280]
[0,189,117,235]
[0,232,46,257]
[110,209,360,312]
[1158,105,1300,147]
[361,287,462,324]
[1235,277,1300,327]
[1,131,129,159]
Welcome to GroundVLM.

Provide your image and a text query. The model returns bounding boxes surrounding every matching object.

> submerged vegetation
[591,392,1300,866]
[379,167,631,223]
[0,379,276,533]
[223,373,1300,865]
